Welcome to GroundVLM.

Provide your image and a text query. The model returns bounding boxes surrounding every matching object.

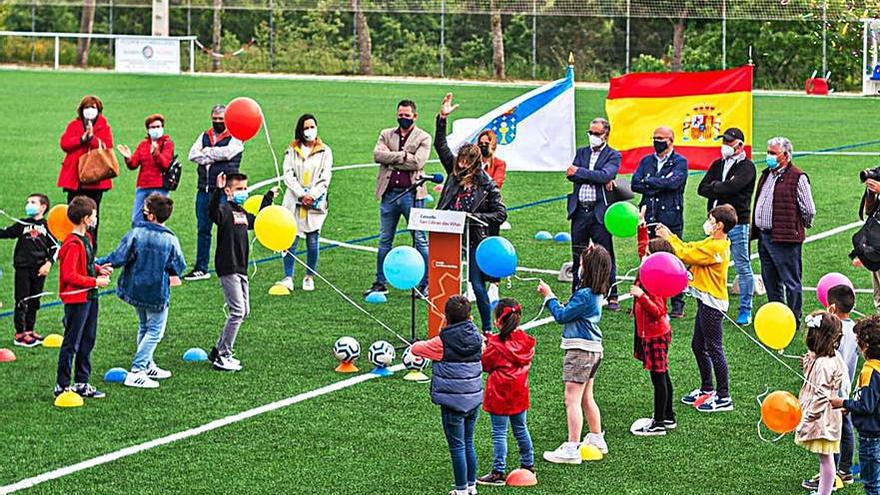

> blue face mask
[766,154,779,169]
[232,190,249,205]
[25,204,39,217]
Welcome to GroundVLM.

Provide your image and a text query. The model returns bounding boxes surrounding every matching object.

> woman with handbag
[275,114,333,293]
[58,95,116,248]
[117,114,175,227]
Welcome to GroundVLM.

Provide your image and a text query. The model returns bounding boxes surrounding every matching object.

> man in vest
[184,104,244,281]
[752,136,815,324]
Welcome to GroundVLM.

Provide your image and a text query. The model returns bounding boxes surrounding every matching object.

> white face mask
[720,144,735,159]
[588,134,604,148]
[82,107,98,120]
[303,128,318,142]
[703,219,717,236]
[148,127,164,140]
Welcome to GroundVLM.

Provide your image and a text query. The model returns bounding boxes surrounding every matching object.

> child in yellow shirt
[656,204,738,413]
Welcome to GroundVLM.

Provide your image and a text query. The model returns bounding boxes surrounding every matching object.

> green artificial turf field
[1,69,880,494]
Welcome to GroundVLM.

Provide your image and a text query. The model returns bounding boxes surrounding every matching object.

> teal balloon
[476,236,518,278]
[383,246,425,290]
[424,195,434,204]
[604,202,640,237]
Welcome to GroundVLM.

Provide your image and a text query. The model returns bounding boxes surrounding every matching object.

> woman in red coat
[117,113,174,227]
[58,95,114,247]
[477,298,536,485]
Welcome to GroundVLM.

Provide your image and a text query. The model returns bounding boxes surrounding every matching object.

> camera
[861,166,880,183]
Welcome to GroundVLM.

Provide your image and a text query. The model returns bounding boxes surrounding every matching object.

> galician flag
[445,66,576,172]
[605,65,754,174]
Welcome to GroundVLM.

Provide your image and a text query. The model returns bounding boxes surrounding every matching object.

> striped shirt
[753,166,816,231]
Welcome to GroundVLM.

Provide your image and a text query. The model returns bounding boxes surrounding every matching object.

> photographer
[852,171,880,312]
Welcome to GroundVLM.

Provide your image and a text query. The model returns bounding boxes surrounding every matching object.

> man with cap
[697,127,757,324]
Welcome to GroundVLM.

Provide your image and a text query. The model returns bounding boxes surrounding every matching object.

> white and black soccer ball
[368,340,395,367]
[332,337,360,363]
[402,346,428,371]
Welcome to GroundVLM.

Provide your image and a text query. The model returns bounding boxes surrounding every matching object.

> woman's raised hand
[439,92,459,118]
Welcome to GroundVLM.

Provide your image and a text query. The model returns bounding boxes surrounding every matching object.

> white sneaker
[466,283,476,302]
[487,283,499,303]
[302,276,315,292]
[124,371,159,389]
[582,432,608,454]
[213,355,242,372]
[145,366,172,380]
[227,354,241,366]
[276,277,294,291]
[500,221,512,231]
[542,442,582,465]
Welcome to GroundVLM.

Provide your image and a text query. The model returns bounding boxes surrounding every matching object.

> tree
[352,0,372,75]
[75,0,96,66]
[490,0,505,79]
[212,0,222,71]
[670,5,688,72]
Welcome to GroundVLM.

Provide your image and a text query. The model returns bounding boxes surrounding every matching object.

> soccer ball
[368,340,395,367]
[402,346,428,371]
[332,337,360,363]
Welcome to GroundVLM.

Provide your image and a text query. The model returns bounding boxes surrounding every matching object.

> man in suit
[365,99,432,297]
[566,117,622,309]
[697,127,757,325]
[632,126,689,317]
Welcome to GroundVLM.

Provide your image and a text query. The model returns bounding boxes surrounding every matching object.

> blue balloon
[365,292,388,304]
[383,246,426,290]
[476,236,518,278]
[103,367,128,383]
[424,194,434,204]
[183,347,209,362]
[534,231,553,241]
[554,232,572,243]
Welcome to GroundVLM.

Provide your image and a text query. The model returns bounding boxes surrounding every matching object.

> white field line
[248,159,442,192]
[749,221,864,261]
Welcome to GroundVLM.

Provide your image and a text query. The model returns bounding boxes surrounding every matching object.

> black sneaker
[663,418,677,429]
[838,471,854,485]
[207,346,220,364]
[632,419,667,436]
[53,385,70,397]
[183,270,211,281]
[476,471,506,486]
[520,464,535,473]
[73,383,106,399]
[13,332,39,348]
[363,282,388,296]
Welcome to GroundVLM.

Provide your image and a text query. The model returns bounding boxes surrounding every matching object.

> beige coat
[796,352,845,443]
[373,125,430,200]
[282,139,333,235]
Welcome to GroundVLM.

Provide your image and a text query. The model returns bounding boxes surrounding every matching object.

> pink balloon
[640,252,689,298]
[817,272,854,307]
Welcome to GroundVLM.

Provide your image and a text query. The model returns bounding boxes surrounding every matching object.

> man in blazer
[566,117,622,309]
[365,99,432,297]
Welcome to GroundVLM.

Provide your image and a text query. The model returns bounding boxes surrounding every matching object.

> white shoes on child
[276,276,314,292]
[277,277,295,291]
[302,276,315,292]
[543,432,608,465]
[213,355,242,372]
[582,432,608,453]
[124,365,172,389]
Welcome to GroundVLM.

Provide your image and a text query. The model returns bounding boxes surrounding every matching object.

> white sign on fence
[115,37,180,74]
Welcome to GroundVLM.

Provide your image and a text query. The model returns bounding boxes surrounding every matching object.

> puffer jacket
[482,329,535,416]
[425,320,484,413]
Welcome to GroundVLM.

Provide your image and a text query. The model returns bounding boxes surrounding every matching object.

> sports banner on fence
[445,66,576,172]
[605,65,753,174]
[115,36,181,75]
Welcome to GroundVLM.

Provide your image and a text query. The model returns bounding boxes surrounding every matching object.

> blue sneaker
[735,310,752,326]
[681,388,714,405]
[697,395,733,412]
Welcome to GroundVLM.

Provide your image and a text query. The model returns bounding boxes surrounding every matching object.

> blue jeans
[131,306,169,372]
[836,413,854,474]
[376,189,428,287]
[469,251,491,332]
[441,406,479,491]
[490,412,534,472]
[757,230,803,323]
[131,187,168,228]
[283,232,320,278]
[727,224,754,313]
[860,435,880,495]
[195,189,225,272]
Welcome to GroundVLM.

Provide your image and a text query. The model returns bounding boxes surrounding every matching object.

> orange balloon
[47,204,74,241]
[225,97,263,141]
[761,390,802,434]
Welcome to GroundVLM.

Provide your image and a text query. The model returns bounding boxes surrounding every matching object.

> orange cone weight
[0,348,16,362]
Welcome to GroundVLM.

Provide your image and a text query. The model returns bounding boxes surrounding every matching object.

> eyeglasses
[587,131,604,137]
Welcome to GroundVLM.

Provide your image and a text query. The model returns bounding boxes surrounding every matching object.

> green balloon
[604,201,640,237]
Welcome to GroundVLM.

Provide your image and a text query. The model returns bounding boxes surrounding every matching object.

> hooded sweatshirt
[482,328,535,416]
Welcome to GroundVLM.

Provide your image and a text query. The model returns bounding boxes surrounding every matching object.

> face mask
[397,117,414,130]
[703,219,717,236]
[212,122,226,134]
[232,190,248,205]
[589,134,604,148]
[653,139,669,154]
[25,204,39,217]
[720,144,735,159]
[82,107,98,120]
[766,155,779,169]
[148,127,164,141]
[479,144,491,157]
[303,128,318,142]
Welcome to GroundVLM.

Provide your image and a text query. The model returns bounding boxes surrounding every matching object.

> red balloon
[640,252,688,298]
[225,97,263,141]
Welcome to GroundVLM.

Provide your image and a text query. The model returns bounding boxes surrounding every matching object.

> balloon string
[285,251,411,346]
[15,287,96,307]
[607,265,640,299]
[261,117,283,189]
[755,387,788,443]
[0,210,61,248]
[249,236,259,278]
[412,286,440,313]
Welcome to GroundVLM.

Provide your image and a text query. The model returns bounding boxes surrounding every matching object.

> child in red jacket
[629,217,676,436]
[54,196,111,400]
[476,298,536,486]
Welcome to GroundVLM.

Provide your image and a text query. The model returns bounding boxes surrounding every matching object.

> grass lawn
[1,68,879,494]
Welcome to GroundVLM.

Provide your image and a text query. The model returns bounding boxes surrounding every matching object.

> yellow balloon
[254,205,297,252]
[243,194,264,215]
[754,302,797,350]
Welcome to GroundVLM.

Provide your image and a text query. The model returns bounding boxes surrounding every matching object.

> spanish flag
[606,65,753,174]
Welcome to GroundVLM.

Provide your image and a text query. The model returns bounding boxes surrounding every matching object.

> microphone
[416,173,444,185]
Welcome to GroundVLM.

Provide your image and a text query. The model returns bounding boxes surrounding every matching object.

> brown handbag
[77,139,119,185]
